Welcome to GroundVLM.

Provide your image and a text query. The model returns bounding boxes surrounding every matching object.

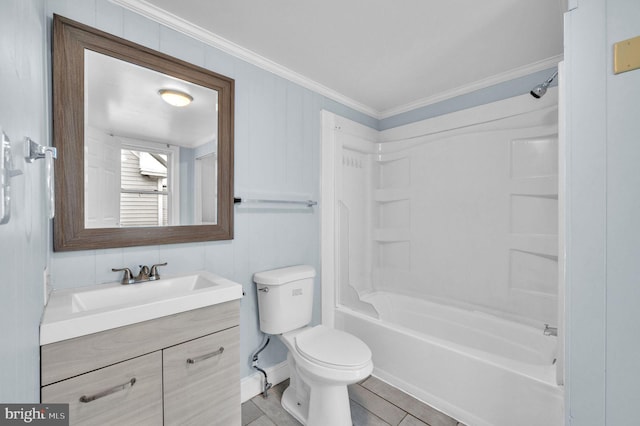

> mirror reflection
[84,50,218,228]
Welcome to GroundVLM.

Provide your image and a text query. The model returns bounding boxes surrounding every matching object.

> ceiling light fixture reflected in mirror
[158,89,193,107]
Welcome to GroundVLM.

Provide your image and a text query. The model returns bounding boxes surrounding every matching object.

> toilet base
[281,386,308,424]
[281,381,353,426]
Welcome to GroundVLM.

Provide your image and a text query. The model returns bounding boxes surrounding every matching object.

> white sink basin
[41,271,243,345]
[71,274,219,313]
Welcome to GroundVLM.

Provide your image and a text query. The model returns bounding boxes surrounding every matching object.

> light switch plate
[614,35,640,74]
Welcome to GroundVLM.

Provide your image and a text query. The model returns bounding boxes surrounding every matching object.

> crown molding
[109,0,379,118]
[378,54,564,119]
[110,0,562,122]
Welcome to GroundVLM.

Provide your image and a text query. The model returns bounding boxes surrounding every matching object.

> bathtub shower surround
[321,89,562,426]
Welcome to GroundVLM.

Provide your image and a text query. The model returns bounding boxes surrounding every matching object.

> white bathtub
[335,292,563,426]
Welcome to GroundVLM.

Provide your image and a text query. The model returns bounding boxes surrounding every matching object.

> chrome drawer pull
[79,378,136,403]
[187,346,225,365]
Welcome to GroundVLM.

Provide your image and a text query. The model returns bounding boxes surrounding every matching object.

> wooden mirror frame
[52,15,234,251]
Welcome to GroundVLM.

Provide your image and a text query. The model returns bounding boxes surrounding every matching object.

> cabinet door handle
[79,378,136,403]
[186,346,225,365]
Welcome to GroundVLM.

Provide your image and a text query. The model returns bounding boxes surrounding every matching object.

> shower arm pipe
[544,70,559,85]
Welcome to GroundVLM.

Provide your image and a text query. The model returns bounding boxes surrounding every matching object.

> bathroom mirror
[52,15,234,251]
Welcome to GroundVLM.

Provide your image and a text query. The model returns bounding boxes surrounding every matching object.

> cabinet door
[163,326,240,425]
[41,351,162,426]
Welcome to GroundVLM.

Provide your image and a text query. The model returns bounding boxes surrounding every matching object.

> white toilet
[253,265,373,426]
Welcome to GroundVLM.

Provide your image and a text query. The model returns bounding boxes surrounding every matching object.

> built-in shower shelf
[510,176,558,197]
[373,228,411,242]
[375,151,408,163]
[374,188,411,203]
[509,234,558,257]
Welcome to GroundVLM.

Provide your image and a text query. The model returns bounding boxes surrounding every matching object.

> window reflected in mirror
[120,149,169,227]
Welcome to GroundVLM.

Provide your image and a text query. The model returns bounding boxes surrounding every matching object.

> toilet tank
[253,265,316,335]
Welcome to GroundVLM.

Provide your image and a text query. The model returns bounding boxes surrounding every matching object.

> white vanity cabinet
[41,300,240,426]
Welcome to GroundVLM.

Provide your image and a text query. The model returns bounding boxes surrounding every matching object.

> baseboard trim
[241,360,290,403]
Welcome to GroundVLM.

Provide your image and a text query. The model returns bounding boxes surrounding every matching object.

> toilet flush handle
[258,287,269,292]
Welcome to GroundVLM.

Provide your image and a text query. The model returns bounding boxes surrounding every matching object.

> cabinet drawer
[163,326,240,425]
[42,352,162,426]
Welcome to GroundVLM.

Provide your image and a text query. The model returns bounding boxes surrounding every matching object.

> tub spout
[543,324,557,336]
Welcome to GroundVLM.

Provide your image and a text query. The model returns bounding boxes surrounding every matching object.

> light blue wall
[604,1,640,423]
[565,0,640,424]
[0,0,48,402]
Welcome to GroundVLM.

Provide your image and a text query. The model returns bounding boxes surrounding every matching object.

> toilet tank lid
[253,265,316,285]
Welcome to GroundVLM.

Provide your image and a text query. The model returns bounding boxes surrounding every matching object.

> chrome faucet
[135,265,150,282]
[543,324,558,336]
[112,262,167,285]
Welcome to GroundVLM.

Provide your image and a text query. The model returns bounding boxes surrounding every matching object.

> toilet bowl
[279,325,373,425]
[253,266,373,426]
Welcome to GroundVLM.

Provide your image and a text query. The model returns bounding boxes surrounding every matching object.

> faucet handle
[112,267,135,285]
[149,262,167,281]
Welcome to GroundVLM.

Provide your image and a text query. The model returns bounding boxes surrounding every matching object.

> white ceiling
[86,50,218,147]
[114,0,564,118]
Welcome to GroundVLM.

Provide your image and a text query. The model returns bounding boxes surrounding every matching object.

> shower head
[530,70,558,98]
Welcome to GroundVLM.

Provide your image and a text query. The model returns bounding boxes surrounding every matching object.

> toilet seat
[295,325,371,370]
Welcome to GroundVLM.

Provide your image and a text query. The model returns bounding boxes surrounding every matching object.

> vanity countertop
[40,271,243,345]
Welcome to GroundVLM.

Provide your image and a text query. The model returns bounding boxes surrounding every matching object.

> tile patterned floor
[242,376,467,426]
